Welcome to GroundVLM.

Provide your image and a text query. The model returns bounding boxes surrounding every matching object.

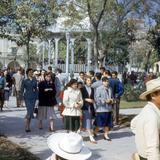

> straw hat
[47,132,92,160]
[139,78,160,100]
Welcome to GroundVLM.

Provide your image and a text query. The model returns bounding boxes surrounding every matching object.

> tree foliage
[0,0,58,67]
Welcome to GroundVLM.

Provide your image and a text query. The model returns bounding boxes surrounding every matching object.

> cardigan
[62,87,83,116]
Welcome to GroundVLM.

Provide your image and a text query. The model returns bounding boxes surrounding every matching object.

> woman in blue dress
[21,68,38,132]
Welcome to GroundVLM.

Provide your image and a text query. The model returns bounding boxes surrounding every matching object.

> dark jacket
[81,86,95,117]
[38,80,57,106]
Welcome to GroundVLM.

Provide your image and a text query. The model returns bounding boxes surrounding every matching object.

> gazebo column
[86,38,92,71]
[70,38,75,78]
[55,38,60,66]
[66,32,70,80]
[48,39,51,66]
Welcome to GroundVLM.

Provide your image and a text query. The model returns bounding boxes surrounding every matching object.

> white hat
[47,132,92,160]
[139,78,160,100]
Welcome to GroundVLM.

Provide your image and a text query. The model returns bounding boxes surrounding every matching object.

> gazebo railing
[57,64,87,73]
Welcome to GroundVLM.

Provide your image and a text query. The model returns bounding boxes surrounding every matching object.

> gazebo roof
[48,15,92,33]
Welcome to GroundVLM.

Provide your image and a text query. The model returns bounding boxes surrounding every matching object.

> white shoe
[77,129,81,134]
[89,135,97,144]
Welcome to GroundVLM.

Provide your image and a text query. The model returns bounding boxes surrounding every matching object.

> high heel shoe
[89,135,97,144]
[25,129,31,132]
[103,135,111,141]
[49,127,55,132]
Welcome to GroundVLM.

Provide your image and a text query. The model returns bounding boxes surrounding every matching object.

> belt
[139,155,147,160]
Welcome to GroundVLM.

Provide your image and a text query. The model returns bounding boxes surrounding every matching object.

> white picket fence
[56,64,87,73]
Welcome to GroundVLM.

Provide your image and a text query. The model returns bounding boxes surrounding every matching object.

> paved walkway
[0,96,142,160]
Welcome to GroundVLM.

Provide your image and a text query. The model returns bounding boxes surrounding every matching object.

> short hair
[95,72,102,80]
[89,70,95,76]
[112,71,118,76]
[48,66,52,71]
[26,68,33,75]
[102,77,109,82]
[104,70,111,76]
[79,71,85,75]
[100,67,105,71]
[66,79,77,87]
[44,72,52,77]
[56,68,62,73]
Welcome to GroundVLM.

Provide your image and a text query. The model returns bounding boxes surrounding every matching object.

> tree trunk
[93,28,99,70]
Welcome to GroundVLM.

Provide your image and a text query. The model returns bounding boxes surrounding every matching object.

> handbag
[58,104,65,116]
[34,107,38,114]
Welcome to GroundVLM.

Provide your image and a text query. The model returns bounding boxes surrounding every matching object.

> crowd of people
[0,66,160,160]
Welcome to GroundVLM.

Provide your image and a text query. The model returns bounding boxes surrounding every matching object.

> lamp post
[66,32,70,81]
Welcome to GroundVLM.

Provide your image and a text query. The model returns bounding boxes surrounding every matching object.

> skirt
[37,106,57,120]
[82,109,92,129]
[64,116,80,132]
[95,112,113,128]
[25,98,36,119]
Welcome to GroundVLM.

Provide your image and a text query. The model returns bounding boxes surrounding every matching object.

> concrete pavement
[0,96,142,160]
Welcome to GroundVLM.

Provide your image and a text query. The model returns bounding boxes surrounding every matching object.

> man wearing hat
[131,78,160,160]
[46,132,92,160]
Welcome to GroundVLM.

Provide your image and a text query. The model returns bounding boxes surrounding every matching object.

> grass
[0,137,40,160]
[120,100,147,109]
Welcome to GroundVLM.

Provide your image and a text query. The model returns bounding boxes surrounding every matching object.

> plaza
[0,96,140,160]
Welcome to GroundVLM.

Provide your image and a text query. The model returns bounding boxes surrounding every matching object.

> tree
[0,0,57,68]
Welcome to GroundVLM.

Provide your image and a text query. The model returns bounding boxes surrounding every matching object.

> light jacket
[62,87,83,116]
[94,85,113,112]
[131,102,160,160]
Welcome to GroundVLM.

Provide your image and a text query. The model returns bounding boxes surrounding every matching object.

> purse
[34,107,38,114]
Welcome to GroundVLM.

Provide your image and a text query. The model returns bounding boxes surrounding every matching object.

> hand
[106,99,112,104]
[85,98,94,103]
[74,102,80,108]
[44,88,49,91]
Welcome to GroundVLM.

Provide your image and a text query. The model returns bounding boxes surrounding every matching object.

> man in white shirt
[131,78,160,160]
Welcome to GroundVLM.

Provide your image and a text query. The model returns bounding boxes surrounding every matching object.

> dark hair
[77,81,83,86]
[102,77,109,82]
[26,68,33,75]
[65,79,77,89]
[56,68,62,73]
[79,71,85,75]
[55,154,67,160]
[112,71,118,76]
[89,70,95,76]
[84,77,92,84]
[95,72,102,80]
[104,70,111,76]
[48,66,52,71]
[146,94,152,101]
[44,72,52,77]
[100,67,105,71]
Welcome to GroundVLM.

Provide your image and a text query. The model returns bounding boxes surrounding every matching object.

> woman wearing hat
[46,132,92,160]
[131,78,160,160]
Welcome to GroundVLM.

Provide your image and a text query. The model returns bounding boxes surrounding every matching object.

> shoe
[89,135,97,144]
[93,133,97,137]
[39,127,43,130]
[25,129,31,132]
[104,135,111,141]
[49,127,55,132]
[77,129,81,134]
[99,129,104,133]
